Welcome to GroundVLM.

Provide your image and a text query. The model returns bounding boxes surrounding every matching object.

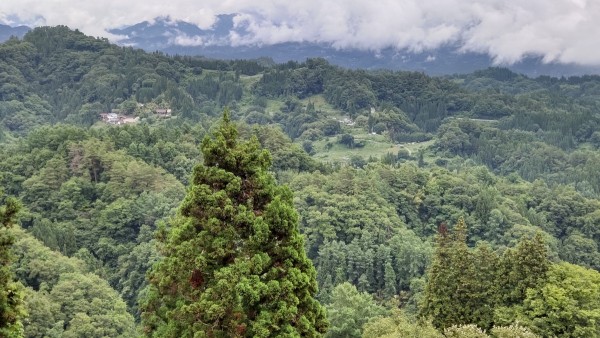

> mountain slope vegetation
[0,26,599,337]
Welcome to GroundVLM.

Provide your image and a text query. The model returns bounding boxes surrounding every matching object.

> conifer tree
[470,244,501,329]
[498,233,549,305]
[421,219,551,331]
[420,221,456,329]
[446,218,478,324]
[383,261,397,298]
[0,193,25,338]
[141,112,328,337]
[420,218,480,329]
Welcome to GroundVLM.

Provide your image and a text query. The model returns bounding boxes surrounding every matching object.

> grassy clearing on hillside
[301,95,346,117]
[239,74,262,89]
[265,100,283,114]
[311,133,434,164]
[236,74,262,108]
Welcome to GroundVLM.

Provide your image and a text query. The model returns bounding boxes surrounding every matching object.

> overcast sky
[1,0,599,65]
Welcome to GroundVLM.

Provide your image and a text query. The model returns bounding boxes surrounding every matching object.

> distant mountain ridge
[109,14,244,50]
[2,18,599,77]
[108,15,600,77]
[0,24,30,41]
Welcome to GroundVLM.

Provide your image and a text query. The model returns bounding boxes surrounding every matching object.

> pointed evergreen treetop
[142,112,328,337]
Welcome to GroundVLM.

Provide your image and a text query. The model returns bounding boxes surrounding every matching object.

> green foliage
[443,324,489,338]
[46,273,137,338]
[289,167,432,301]
[363,316,539,338]
[1,26,600,338]
[339,134,355,148]
[362,309,442,338]
[115,227,160,319]
[142,112,327,337]
[497,233,550,306]
[498,262,600,337]
[420,218,481,329]
[490,323,539,338]
[10,227,136,338]
[325,283,386,338]
[12,228,86,290]
[421,219,550,331]
[0,193,26,338]
[240,124,321,172]
[22,287,58,338]
[420,235,595,337]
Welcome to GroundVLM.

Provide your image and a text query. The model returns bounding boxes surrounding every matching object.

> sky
[0,0,599,65]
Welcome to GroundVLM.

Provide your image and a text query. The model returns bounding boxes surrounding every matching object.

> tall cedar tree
[420,218,478,329]
[141,112,328,337]
[0,194,25,338]
[497,233,549,305]
[421,218,550,330]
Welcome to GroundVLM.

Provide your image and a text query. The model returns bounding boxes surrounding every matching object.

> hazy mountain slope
[109,16,600,76]
[0,24,30,42]
[3,17,598,76]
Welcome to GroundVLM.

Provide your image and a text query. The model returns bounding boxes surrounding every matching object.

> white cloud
[170,34,206,47]
[1,0,599,65]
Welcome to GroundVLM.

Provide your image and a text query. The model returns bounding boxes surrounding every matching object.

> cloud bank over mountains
[1,0,599,65]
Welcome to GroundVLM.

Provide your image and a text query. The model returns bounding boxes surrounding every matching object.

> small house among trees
[100,113,119,124]
[154,108,172,118]
[99,112,138,125]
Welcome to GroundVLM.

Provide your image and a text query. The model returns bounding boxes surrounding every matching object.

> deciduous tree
[0,193,25,338]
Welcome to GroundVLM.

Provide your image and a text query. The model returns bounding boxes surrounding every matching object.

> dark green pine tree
[447,218,478,325]
[141,112,328,337]
[469,243,501,329]
[419,221,454,328]
[421,220,550,331]
[498,232,549,305]
[0,193,25,338]
[420,218,478,329]
[382,261,397,299]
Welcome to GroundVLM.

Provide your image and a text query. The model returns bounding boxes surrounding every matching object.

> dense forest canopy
[0,26,599,337]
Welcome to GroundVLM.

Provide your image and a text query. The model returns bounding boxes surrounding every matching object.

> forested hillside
[1,26,599,337]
